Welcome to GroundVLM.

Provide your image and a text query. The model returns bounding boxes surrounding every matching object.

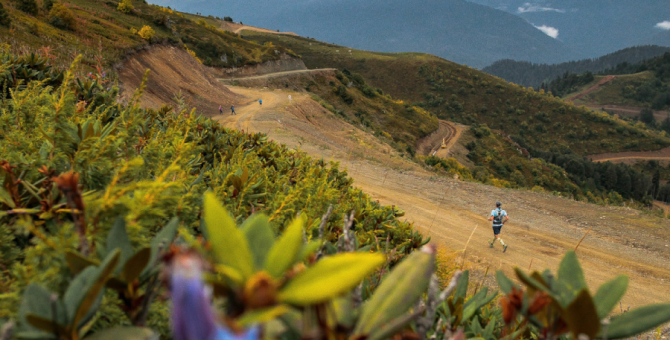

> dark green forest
[483,45,670,89]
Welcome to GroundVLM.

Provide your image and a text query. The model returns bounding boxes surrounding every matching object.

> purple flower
[170,253,259,340]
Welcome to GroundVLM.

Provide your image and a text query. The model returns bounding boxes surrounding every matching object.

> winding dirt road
[566,75,617,103]
[214,84,670,310]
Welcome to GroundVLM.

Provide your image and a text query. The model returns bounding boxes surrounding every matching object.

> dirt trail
[586,105,670,121]
[218,69,336,83]
[416,121,463,157]
[214,85,670,309]
[566,75,616,103]
[589,147,670,164]
[218,21,298,36]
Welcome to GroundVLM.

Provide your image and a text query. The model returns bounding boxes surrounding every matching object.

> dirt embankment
[566,75,616,103]
[117,45,239,116]
[214,54,308,79]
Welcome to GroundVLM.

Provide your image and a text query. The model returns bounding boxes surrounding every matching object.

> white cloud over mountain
[656,21,670,30]
[534,25,559,38]
[518,2,565,13]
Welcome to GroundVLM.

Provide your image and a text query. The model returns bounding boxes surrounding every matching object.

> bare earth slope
[213,83,670,309]
[118,45,239,116]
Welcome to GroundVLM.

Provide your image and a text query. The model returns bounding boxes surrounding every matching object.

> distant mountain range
[468,0,670,60]
[149,0,575,68]
[482,45,670,89]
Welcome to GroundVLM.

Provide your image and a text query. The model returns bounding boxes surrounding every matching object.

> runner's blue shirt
[491,209,507,227]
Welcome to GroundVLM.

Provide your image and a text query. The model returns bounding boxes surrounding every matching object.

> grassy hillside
[244,32,670,156]
[0,0,291,72]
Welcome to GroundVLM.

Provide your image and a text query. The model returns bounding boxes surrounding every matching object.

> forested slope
[246,32,670,156]
[482,46,670,89]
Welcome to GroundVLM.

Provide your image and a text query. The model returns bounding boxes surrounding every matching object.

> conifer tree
[653,168,661,198]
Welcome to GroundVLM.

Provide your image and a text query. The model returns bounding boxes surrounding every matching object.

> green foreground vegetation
[3,48,670,340]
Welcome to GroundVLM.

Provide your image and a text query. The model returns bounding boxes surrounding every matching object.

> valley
[208,72,670,308]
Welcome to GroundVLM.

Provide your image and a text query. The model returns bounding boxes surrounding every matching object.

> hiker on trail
[288,95,292,103]
[219,105,222,114]
[488,201,509,252]
[259,99,263,106]
[231,105,236,115]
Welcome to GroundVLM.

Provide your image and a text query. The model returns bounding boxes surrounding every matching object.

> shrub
[17,0,38,15]
[117,0,133,13]
[48,3,76,30]
[137,24,155,40]
[223,16,233,22]
[43,0,55,11]
[0,2,11,27]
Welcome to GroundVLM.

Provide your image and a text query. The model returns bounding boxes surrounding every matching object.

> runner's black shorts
[492,226,502,235]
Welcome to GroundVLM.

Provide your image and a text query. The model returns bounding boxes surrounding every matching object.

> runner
[259,99,263,106]
[288,95,292,103]
[487,201,509,252]
[231,105,236,115]
[219,105,223,114]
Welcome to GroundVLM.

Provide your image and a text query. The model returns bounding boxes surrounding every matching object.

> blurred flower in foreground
[170,249,259,340]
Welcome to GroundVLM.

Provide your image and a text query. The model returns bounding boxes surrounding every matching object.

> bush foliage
[48,3,77,30]
[0,2,10,27]
[137,25,155,40]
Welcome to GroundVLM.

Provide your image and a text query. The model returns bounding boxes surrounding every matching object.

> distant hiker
[488,201,509,252]
[231,105,236,115]
[259,99,263,106]
[288,95,292,103]
[219,105,223,114]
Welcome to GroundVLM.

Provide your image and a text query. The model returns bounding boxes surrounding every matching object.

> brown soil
[566,75,617,103]
[117,45,239,116]
[213,84,670,309]
[589,147,670,164]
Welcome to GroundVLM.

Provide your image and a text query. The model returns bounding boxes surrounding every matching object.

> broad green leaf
[495,270,515,294]
[604,304,670,339]
[562,289,600,339]
[332,295,355,328]
[203,192,254,280]
[65,251,98,276]
[354,249,433,336]
[19,284,67,332]
[106,217,134,274]
[463,288,498,321]
[215,265,245,286]
[556,251,587,306]
[141,218,179,279]
[454,270,470,300]
[70,249,120,331]
[25,315,68,335]
[593,275,628,319]
[238,305,289,327]
[299,240,322,262]
[121,248,151,283]
[264,215,306,278]
[278,252,385,305]
[83,326,158,340]
[242,214,275,270]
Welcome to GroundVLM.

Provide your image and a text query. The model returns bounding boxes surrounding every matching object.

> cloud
[656,21,670,30]
[534,25,559,38]
[518,2,565,13]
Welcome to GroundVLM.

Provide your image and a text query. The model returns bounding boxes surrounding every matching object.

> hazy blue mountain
[468,0,670,60]
[149,0,575,68]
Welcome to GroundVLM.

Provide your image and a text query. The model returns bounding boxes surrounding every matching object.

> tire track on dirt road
[214,84,670,309]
